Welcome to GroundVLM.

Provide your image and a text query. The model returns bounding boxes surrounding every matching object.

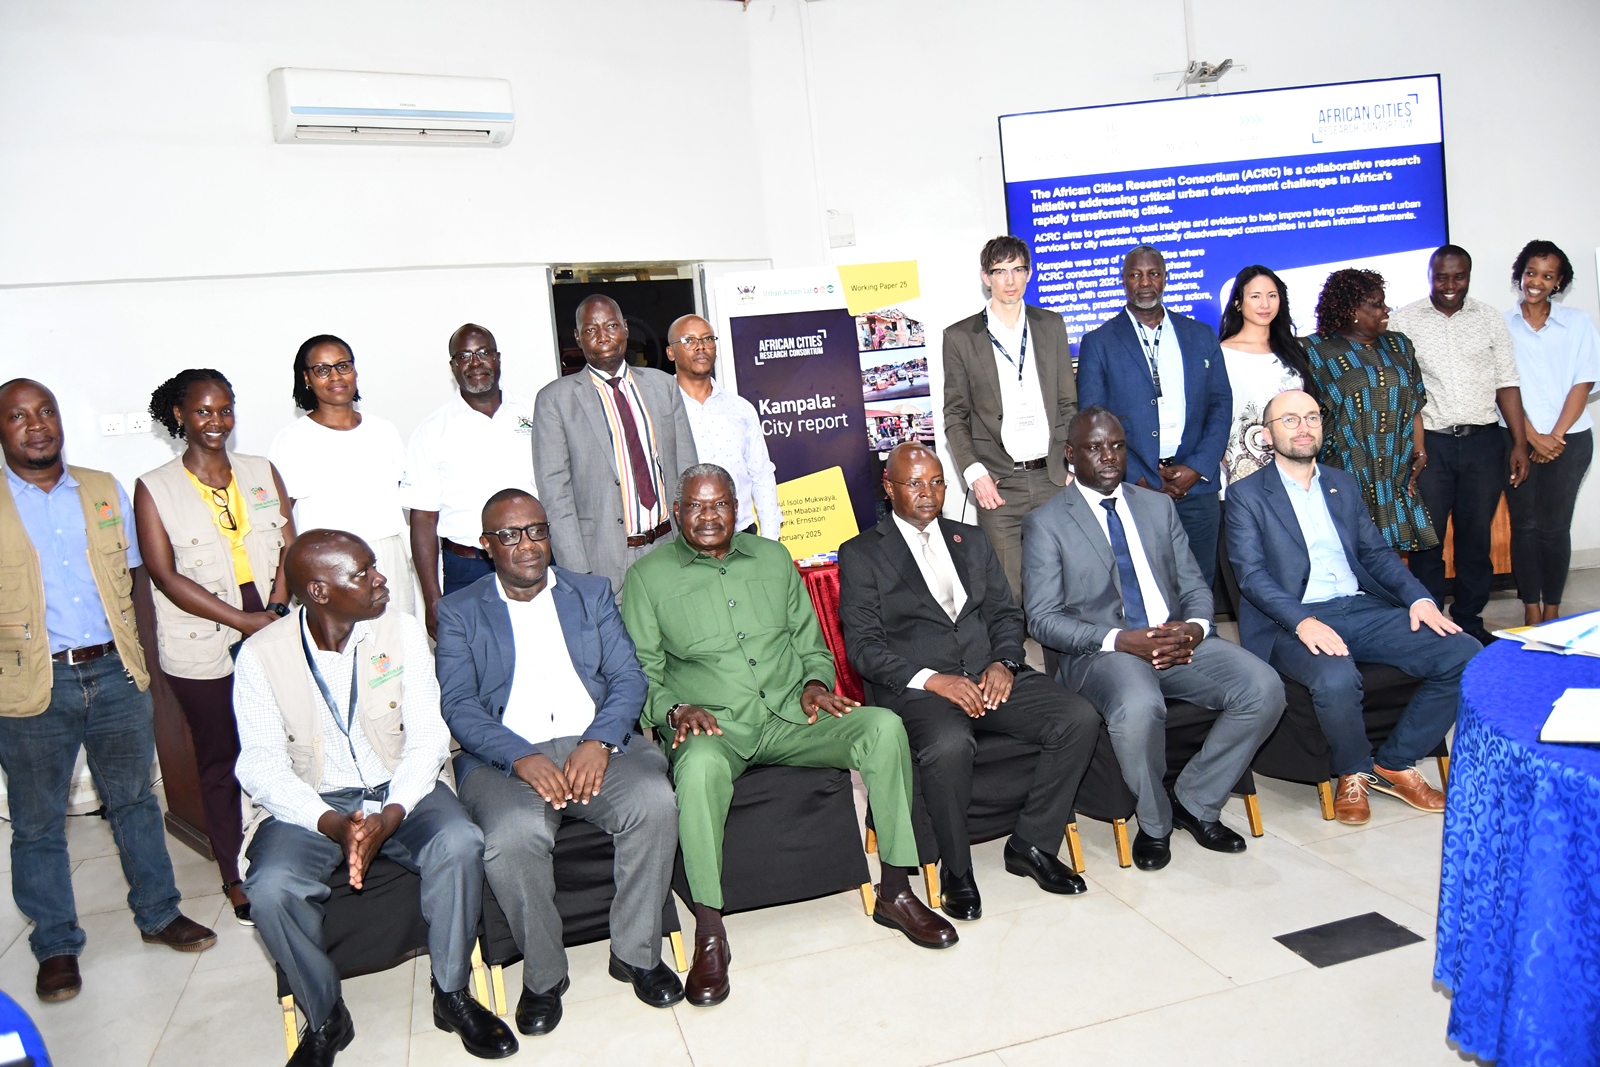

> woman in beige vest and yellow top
[133,368,296,925]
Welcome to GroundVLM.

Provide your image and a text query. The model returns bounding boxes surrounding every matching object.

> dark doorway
[549,268,699,377]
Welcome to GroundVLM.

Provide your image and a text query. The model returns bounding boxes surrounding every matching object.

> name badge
[1013,412,1043,433]
[362,799,383,816]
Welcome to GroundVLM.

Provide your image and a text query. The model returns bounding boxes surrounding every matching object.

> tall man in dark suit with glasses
[943,235,1079,601]
[839,444,1100,921]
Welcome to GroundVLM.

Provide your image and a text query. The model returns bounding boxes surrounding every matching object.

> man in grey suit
[1022,408,1283,871]
[943,235,1078,600]
[533,295,698,599]
[438,489,683,1035]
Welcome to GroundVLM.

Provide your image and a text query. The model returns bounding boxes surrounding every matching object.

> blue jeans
[1268,594,1480,776]
[441,549,493,595]
[0,653,182,961]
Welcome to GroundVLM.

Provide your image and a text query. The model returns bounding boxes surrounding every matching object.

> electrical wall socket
[99,414,126,436]
[126,411,152,435]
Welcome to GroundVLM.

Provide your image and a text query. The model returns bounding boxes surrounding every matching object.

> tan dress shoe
[1370,765,1446,812]
[1333,774,1373,825]
[36,955,81,1002]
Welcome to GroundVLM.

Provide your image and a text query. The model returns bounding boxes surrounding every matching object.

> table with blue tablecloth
[1435,640,1600,1065]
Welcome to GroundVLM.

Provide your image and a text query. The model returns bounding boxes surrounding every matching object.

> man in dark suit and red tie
[837,443,1101,921]
[1224,389,1479,825]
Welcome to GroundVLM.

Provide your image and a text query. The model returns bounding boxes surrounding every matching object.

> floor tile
[932,1055,1008,1067]
[1302,810,1446,916]
[334,958,416,1067]
[1238,772,1428,848]
[410,985,691,1066]
[149,959,286,1067]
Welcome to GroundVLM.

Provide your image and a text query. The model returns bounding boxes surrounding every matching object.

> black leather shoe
[938,866,983,921]
[433,984,518,1059]
[1132,829,1172,871]
[289,998,354,1067]
[1003,837,1087,894]
[608,954,686,1008]
[1169,793,1247,853]
[514,975,569,1036]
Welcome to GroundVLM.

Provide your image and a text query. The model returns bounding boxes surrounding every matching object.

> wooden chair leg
[1065,821,1085,874]
[922,863,941,909]
[670,930,688,973]
[1243,794,1264,837]
[470,941,491,1009]
[490,963,508,1017]
[281,995,298,1057]
[1113,818,1132,868]
[1437,755,1450,789]
[1317,780,1336,821]
[860,881,875,915]
[864,827,877,855]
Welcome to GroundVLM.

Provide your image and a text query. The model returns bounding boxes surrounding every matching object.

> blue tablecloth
[1435,641,1600,1065]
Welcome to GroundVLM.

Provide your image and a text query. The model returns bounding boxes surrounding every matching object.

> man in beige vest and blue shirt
[233,530,515,1065]
[0,379,217,1003]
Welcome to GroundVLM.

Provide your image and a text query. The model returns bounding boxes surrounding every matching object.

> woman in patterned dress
[1304,269,1439,552]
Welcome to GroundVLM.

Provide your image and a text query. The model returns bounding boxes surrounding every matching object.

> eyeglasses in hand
[483,523,550,546]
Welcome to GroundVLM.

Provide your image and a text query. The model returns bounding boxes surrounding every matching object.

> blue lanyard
[299,611,368,782]
[983,309,1029,382]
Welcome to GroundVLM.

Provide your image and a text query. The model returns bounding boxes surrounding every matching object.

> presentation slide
[1000,75,1447,346]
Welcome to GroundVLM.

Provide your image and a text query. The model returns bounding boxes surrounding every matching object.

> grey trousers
[458,738,678,995]
[1062,637,1284,836]
[244,781,485,1030]
[973,465,1059,603]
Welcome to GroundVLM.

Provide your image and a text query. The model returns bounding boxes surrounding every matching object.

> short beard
[1129,293,1163,310]
[459,375,497,395]
[23,448,61,470]
[1275,441,1319,462]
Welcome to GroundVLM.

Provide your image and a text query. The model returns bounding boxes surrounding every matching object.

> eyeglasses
[580,322,624,340]
[671,334,717,350]
[682,500,734,514]
[1272,413,1322,430]
[210,488,237,532]
[451,347,499,365]
[306,359,355,379]
[985,267,1029,280]
[483,523,549,546]
[886,478,947,492]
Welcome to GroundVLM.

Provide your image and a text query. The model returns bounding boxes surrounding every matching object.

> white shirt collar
[496,569,557,606]
[891,512,941,542]
[1074,478,1125,506]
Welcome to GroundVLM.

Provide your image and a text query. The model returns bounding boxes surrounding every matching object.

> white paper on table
[1517,610,1600,655]
[1541,688,1600,743]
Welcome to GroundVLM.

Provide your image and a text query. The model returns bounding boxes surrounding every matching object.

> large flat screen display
[1000,75,1447,346]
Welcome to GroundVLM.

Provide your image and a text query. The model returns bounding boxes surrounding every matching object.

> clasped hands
[318,802,405,891]
[511,739,611,810]
[1116,620,1204,669]
[1137,464,1202,501]
[925,662,1015,717]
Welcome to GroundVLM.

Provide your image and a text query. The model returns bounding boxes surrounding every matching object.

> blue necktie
[1100,498,1149,629]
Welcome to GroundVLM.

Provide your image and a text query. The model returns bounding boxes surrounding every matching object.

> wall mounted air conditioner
[268,68,514,146]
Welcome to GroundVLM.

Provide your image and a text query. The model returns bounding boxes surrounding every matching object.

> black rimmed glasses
[484,523,550,546]
[210,487,237,532]
[306,359,355,379]
[452,347,499,366]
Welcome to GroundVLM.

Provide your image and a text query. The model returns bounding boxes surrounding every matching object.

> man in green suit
[622,463,956,1007]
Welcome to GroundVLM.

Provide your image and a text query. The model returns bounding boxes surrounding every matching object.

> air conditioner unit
[268,68,514,146]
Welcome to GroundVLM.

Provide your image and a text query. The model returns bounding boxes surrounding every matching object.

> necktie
[1100,498,1149,629]
[604,376,658,510]
[919,530,958,620]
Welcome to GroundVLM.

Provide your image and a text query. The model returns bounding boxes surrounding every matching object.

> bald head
[449,323,496,354]
[283,530,391,632]
[668,314,717,382]
[1262,388,1313,425]
[575,294,630,373]
[0,378,65,477]
[884,442,939,482]
[575,294,622,330]
[882,442,945,528]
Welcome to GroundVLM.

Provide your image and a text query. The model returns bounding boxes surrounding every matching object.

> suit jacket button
[617,518,624,525]
[748,658,757,666]
[759,690,766,698]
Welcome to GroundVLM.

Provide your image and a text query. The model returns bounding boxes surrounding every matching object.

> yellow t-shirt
[185,468,254,586]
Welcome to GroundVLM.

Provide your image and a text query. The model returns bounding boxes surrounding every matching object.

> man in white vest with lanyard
[0,379,217,1004]
[233,530,515,1065]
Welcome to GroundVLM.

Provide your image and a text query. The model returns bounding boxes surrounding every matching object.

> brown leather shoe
[685,934,731,1007]
[36,955,81,1002]
[1333,774,1373,825]
[871,885,958,949]
[140,914,217,952]
[1370,765,1446,812]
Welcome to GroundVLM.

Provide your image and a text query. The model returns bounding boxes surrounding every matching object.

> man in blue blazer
[437,488,683,1036]
[1225,390,1479,825]
[1077,245,1232,584]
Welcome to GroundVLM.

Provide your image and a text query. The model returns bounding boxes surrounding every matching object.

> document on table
[1498,610,1600,657]
[1541,688,1600,744]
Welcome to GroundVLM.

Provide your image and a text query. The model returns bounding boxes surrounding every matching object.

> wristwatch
[266,601,290,618]
[666,703,688,728]
[998,659,1023,675]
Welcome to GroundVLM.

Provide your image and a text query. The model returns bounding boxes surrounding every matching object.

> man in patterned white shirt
[234,530,515,1065]
[668,314,782,538]
[1391,245,1530,643]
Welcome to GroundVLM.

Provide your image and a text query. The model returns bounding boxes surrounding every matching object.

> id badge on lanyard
[299,611,370,794]
[984,309,1029,383]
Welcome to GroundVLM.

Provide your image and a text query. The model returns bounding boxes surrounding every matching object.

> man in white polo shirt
[401,323,538,639]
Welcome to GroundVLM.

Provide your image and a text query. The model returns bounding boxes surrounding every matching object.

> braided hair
[1314,269,1385,337]
[292,334,358,411]
[149,368,232,438]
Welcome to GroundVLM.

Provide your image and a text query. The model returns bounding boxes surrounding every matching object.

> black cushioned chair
[669,762,876,917]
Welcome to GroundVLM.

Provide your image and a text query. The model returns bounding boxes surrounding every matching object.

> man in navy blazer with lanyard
[1077,245,1232,584]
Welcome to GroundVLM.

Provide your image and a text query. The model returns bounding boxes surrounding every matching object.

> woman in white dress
[268,334,417,614]
[1217,265,1317,487]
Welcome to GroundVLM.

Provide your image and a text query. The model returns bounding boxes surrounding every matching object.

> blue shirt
[1275,462,1358,604]
[6,464,141,654]
[1504,303,1600,434]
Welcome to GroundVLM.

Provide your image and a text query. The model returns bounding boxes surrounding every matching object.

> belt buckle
[64,645,91,665]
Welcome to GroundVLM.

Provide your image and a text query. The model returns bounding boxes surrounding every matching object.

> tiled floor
[11,576,1589,1066]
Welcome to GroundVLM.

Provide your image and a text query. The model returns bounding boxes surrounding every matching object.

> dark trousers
[1268,594,1480,776]
[1409,428,1508,631]
[0,653,182,961]
[1505,428,1593,605]
[1173,491,1220,588]
[441,549,494,595]
[973,466,1059,603]
[888,671,1099,876]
